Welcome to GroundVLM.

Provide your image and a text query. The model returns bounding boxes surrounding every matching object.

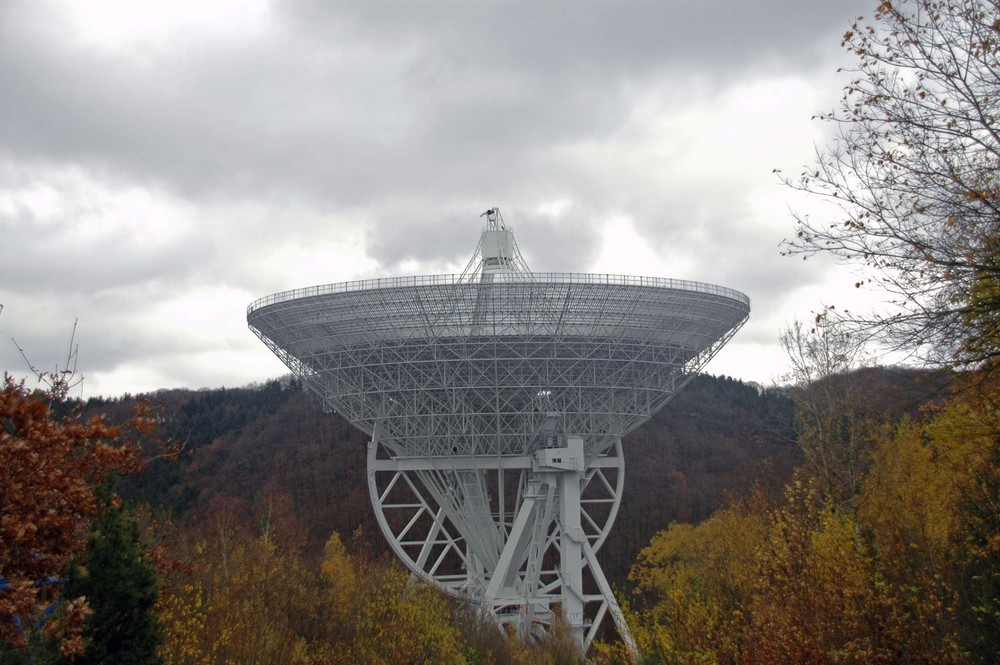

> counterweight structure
[247,209,750,653]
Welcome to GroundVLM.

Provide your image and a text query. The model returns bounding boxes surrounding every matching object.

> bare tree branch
[782,0,1000,368]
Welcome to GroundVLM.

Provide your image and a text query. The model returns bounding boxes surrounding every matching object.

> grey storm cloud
[0,0,878,396]
[0,0,860,204]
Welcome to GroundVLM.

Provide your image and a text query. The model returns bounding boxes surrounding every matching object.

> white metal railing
[247,272,750,314]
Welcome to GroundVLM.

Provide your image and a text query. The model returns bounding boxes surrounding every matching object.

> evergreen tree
[64,484,163,665]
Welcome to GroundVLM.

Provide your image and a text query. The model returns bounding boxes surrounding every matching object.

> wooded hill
[93,368,944,589]
[5,363,973,664]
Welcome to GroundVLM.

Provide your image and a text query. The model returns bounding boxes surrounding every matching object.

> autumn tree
[859,378,1000,659]
[156,510,321,665]
[622,378,1000,663]
[622,493,770,663]
[781,0,1000,366]
[157,524,470,665]
[0,375,152,660]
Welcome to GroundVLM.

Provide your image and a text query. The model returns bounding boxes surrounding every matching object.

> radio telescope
[247,209,749,654]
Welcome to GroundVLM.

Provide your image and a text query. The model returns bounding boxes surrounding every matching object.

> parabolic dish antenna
[248,209,750,654]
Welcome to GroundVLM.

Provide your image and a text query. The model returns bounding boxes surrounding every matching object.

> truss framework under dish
[368,432,631,649]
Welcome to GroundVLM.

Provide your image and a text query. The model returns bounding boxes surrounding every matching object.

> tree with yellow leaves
[158,526,469,665]
[859,378,1000,660]
[623,375,999,663]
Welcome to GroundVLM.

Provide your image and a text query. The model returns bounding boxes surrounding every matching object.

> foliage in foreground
[156,522,585,665]
[0,375,153,660]
[614,378,999,664]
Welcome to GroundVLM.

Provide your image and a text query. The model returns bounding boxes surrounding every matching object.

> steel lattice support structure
[248,210,750,655]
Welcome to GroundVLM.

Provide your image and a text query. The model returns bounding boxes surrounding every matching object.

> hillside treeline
[102,373,803,591]
[7,361,979,664]
[0,369,804,664]
[127,366,993,663]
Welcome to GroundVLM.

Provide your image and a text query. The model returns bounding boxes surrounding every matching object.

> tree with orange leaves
[0,374,154,660]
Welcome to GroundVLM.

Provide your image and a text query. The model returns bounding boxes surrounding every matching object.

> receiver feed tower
[247,209,750,653]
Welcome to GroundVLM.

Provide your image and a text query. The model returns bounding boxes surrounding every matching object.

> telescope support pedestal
[484,437,637,656]
[367,431,636,655]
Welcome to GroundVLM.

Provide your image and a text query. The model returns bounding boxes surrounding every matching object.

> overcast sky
[0,0,881,398]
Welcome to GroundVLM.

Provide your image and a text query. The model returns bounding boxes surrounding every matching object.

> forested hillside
[100,373,798,588]
[3,361,976,663]
[90,367,947,592]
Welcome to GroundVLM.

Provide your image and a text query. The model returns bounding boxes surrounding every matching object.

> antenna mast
[459,207,531,282]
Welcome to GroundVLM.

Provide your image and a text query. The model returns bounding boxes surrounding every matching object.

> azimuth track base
[367,432,637,656]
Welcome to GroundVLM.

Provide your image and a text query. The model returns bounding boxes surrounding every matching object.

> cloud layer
[1,0,875,396]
